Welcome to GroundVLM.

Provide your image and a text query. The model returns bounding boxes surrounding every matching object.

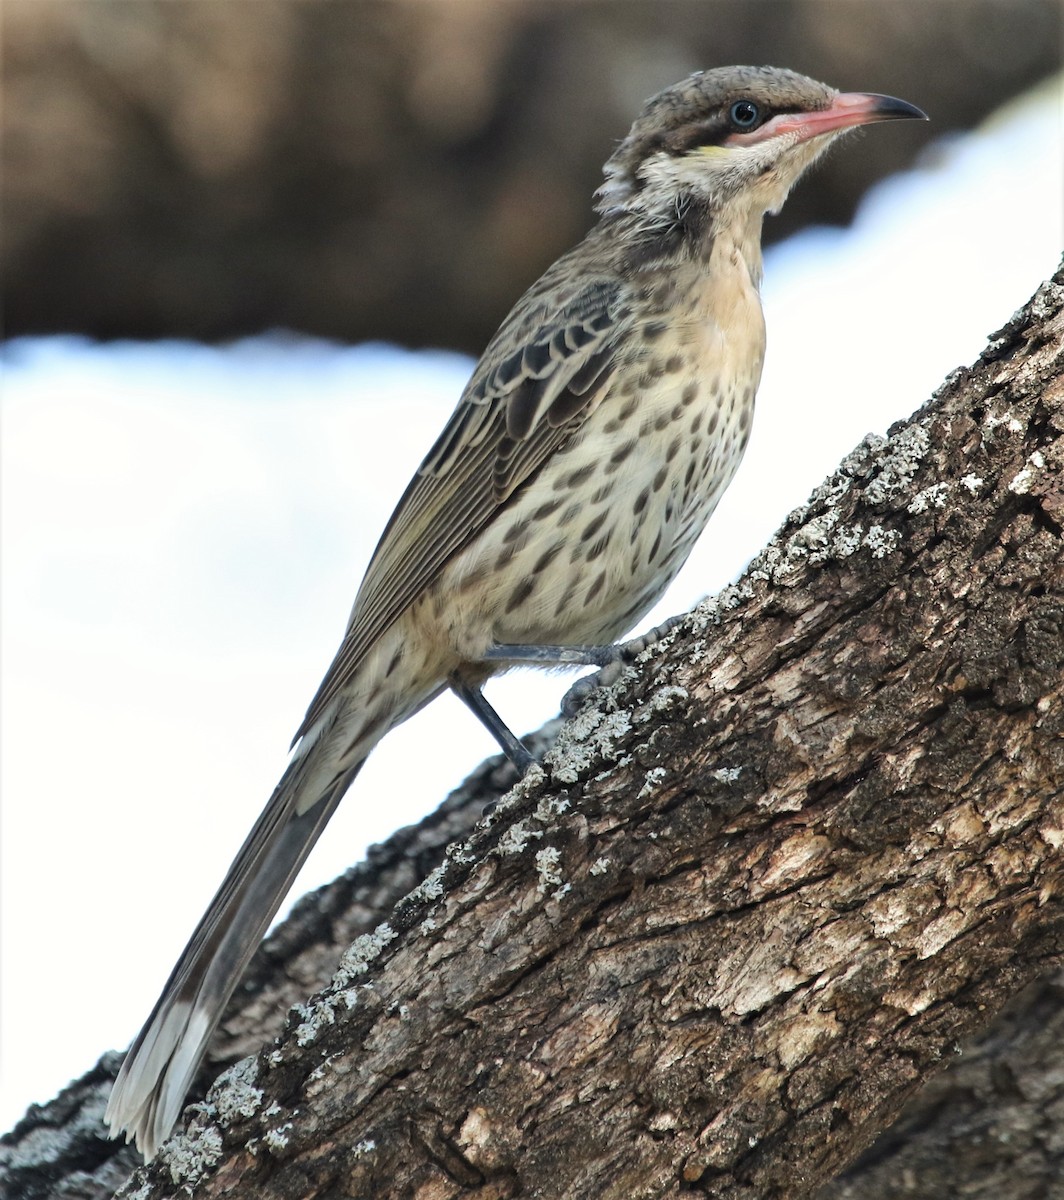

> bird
[106,65,926,1159]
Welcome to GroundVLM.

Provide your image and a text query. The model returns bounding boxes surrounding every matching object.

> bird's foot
[463,615,686,765]
[558,615,686,716]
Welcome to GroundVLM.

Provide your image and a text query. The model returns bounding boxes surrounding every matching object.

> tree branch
[816,969,1064,1200]
[3,266,1062,1199]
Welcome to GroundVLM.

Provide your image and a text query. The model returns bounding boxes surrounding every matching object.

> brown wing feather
[292,262,627,745]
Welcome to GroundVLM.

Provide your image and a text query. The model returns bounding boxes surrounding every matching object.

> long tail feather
[105,756,362,1159]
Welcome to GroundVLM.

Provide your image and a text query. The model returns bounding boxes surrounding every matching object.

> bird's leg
[483,614,687,717]
[450,614,684,773]
[480,644,618,667]
[449,674,537,774]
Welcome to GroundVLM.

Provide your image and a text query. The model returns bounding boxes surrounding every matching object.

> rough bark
[5,268,1061,1198]
[816,971,1064,1200]
[4,0,1058,347]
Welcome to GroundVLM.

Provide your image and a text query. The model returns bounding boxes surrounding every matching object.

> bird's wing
[293,264,628,744]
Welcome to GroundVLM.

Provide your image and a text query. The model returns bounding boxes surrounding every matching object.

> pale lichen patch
[333,923,398,988]
[446,840,477,866]
[547,704,633,784]
[689,578,755,634]
[535,846,564,892]
[692,423,932,651]
[534,793,571,822]
[208,1056,263,1129]
[861,423,930,505]
[1008,451,1045,495]
[160,1121,224,1188]
[497,818,541,855]
[507,761,547,801]
[639,766,667,797]
[982,408,1025,437]
[712,766,742,784]
[408,865,446,905]
[263,1123,293,1153]
[294,1000,333,1047]
[864,524,901,558]
[640,685,689,719]
[908,482,951,513]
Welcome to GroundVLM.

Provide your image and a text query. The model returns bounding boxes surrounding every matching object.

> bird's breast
[435,236,768,656]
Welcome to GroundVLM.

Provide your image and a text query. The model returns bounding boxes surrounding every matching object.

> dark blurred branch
[3,0,1058,345]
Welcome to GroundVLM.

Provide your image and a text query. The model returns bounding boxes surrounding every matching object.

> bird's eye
[728,100,761,130]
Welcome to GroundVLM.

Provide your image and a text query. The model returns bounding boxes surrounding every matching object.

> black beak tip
[873,94,929,122]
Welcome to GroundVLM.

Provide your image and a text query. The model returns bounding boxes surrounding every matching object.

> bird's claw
[560,660,627,716]
[559,614,686,716]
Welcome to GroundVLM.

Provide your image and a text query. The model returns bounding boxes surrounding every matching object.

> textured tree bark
[815,971,1064,1200]
[2,269,1062,1198]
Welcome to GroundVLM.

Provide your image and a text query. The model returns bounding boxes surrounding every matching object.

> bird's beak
[731,92,928,146]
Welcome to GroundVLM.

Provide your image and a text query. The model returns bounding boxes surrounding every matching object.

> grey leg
[454,616,687,764]
[481,615,686,672]
[449,675,536,774]
[480,644,617,667]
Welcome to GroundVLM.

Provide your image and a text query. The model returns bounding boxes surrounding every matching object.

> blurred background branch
[3,0,1060,347]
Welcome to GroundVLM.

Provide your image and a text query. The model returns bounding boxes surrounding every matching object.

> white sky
[1,77,1061,1130]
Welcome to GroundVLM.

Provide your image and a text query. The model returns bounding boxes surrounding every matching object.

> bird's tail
[105,751,363,1160]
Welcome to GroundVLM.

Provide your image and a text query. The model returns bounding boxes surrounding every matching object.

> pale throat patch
[632,131,840,220]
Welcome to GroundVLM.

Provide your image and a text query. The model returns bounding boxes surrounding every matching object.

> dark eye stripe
[634,97,788,167]
[663,116,729,153]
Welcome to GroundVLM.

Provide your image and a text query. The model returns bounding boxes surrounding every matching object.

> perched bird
[107,65,925,1158]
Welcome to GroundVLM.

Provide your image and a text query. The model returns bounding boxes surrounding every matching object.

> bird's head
[596,65,926,226]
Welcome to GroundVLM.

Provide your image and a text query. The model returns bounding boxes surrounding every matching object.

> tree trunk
[3,266,1062,1198]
